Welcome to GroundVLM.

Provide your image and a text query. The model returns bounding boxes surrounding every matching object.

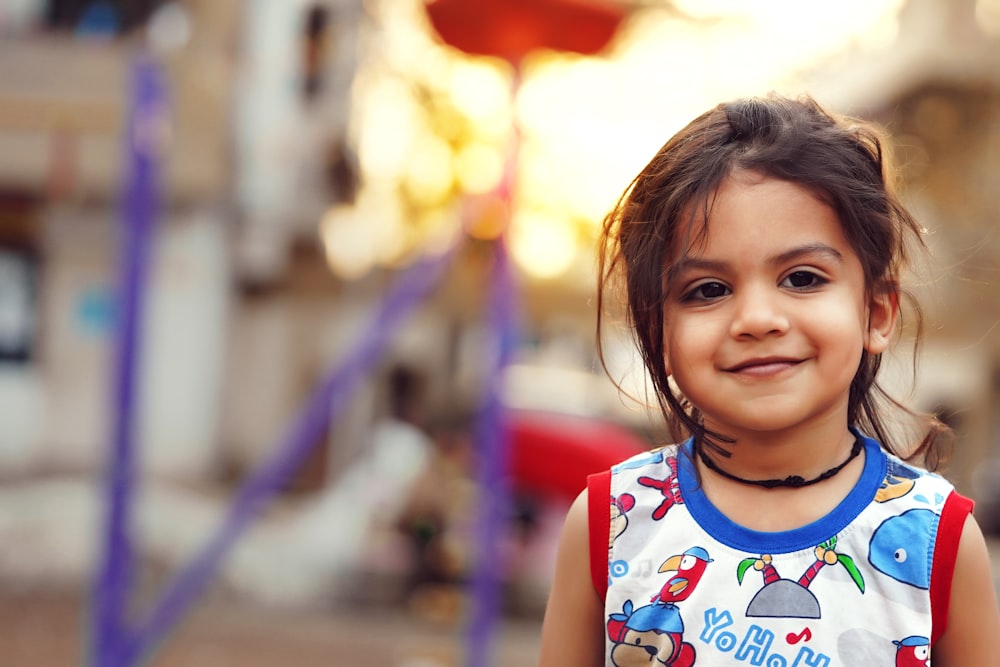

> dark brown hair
[597,93,948,468]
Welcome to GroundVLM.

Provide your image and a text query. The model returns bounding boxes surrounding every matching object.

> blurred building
[0,0,627,494]
[0,0,998,608]
[0,0,377,485]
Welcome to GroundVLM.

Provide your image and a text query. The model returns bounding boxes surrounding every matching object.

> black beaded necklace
[697,436,864,489]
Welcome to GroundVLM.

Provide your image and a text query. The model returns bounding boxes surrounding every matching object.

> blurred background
[1,0,999,665]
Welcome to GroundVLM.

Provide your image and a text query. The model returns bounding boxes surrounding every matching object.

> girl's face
[662,171,896,442]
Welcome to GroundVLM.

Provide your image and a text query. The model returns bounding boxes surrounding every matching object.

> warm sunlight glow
[465,194,508,240]
[509,209,578,280]
[320,205,376,280]
[402,135,455,207]
[353,0,907,285]
[364,191,411,266]
[455,142,505,194]
[672,0,904,47]
[320,190,414,278]
[978,0,1000,36]
[355,76,420,182]
[416,206,462,257]
[448,59,513,123]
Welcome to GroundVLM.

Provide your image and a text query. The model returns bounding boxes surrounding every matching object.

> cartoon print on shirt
[868,508,937,589]
[892,635,931,667]
[607,599,697,667]
[893,635,930,667]
[836,628,916,663]
[607,545,710,666]
[637,455,683,520]
[874,461,921,503]
[652,547,713,605]
[614,448,667,473]
[611,493,636,545]
[736,536,864,618]
[608,493,637,584]
[603,444,962,667]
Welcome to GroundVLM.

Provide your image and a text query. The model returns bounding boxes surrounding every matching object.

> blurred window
[44,0,169,36]
[301,4,329,101]
[0,192,40,365]
[0,247,37,364]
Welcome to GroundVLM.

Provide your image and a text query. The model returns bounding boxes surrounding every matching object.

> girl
[538,94,1000,666]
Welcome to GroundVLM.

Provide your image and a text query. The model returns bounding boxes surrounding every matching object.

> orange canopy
[424,0,627,63]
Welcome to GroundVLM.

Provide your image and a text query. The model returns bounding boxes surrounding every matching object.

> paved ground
[0,586,543,667]
[2,539,998,667]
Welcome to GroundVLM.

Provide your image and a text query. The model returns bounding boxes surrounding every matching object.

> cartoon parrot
[653,546,713,604]
[893,635,929,667]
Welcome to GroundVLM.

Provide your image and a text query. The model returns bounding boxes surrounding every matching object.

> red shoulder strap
[587,469,612,601]
[930,490,974,646]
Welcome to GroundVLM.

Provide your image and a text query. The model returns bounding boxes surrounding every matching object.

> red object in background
[507,409,647,502]
[424,0,627,63]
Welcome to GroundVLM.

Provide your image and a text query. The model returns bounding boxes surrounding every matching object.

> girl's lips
[725,358,802,375]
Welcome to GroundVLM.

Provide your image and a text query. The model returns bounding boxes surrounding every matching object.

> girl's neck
[698,437,862,489]
[699,421,857,484]
[694,426,868,532]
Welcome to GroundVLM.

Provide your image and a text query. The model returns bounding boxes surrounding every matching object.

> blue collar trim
[677,431,887,553]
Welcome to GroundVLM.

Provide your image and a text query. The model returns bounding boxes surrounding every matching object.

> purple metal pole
[462,71,521,667]
[464,238,518,667]
[119,244,457,666]
[90,52,166,667]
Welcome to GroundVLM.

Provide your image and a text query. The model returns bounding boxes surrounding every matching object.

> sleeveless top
[587,432,973,667]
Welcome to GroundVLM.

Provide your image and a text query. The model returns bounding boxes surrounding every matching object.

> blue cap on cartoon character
[893,635,930,667]
[626,600,685,633]
[608,599,696,667]
[681,546,713,563]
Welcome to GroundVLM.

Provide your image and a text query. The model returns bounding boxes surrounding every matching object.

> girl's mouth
[725,358,802,375]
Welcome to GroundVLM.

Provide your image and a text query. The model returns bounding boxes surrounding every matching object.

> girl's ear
[865,283,899,354]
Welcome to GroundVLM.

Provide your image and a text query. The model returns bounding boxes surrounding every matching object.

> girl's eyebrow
[770,243,845,266]
[674,243,845,276]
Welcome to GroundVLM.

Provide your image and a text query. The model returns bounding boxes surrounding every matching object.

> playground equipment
[90,52,470,667]
[90,3,629,664]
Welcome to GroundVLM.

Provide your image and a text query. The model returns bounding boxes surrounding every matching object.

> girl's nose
[729,285,789,339]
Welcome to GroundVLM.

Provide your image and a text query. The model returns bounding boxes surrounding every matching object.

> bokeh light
[508,208,578,280]
[335,0,912,281]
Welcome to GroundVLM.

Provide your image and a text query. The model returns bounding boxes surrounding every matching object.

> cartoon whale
[868,509,937,589]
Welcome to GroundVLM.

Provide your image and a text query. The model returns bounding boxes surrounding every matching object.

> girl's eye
[781,271,825,289]
[683,281,730,302]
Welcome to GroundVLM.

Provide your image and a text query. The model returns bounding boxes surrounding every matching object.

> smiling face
[662,171,896,443]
